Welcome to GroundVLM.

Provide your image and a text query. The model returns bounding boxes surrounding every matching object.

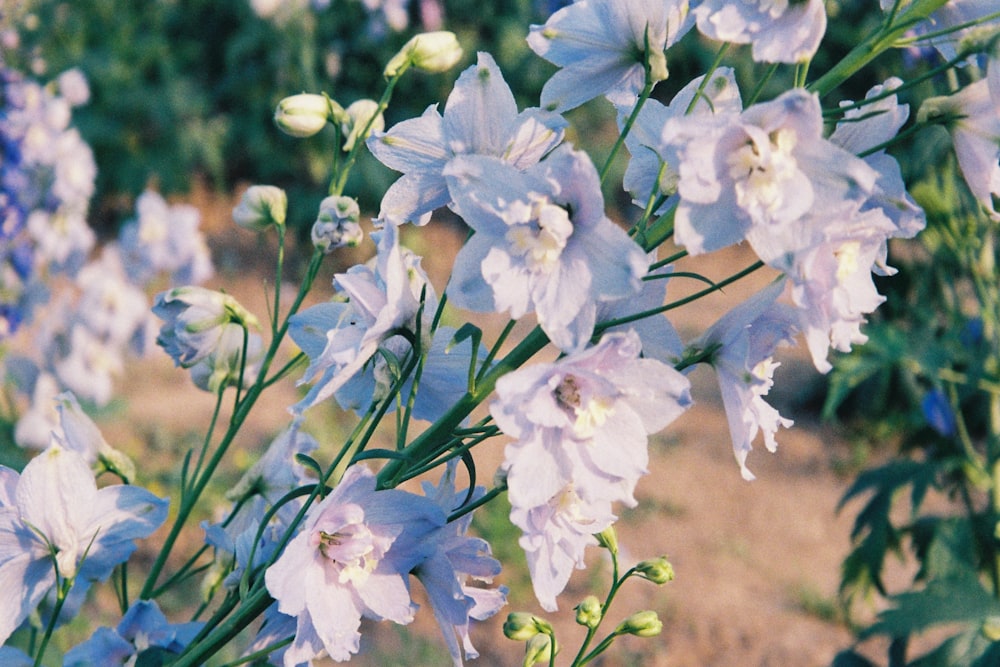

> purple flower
[490,330,691,608]
[922,388,957,438]
[368,52,566,226]
[0,445,168,644]
[445,144,647,353]
[264,464,445,664]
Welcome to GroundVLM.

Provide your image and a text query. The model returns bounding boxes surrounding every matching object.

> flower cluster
[2,0,1000,665]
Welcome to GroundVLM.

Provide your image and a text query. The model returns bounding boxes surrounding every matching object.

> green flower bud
[312,196,363,252]
[635,556,675,585]
[384,31,463,77]
[274,93,340,138]
[616,610,663,638]
[503,612,551,641]
[341,99,384,152]
[595,526,618,555]
[232,185,287,231]
[575,595,603,629]
[523,633,556,667]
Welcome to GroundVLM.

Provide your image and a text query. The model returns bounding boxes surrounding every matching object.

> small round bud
[635,556,675,585]
[312,196,363,252]
[384,31,463,77]
[503,612,550,641]
[274,93,339,138]
[341,99,384,151]
[523,633,556,667]
[595,526,618,555]
[232,185,287,231]
[616,610,663,638]
[574,595,603,629]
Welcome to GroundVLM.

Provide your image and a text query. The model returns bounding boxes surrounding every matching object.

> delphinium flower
[414,461,507,665]
[367,52,566,226]
[63,600,202,666]
[0,445,168,644]
[188,321,264,393]
[51,391,136,480]
[689,279,798,480]
[288,224,433,413]
[663,88,880,255]
[919,58,1000,220]
[445,144,647,353]
[153,285,259,369]
[693,0,827,64]
[311,195,365,252]
[119,189,214,287]
[490,330,692,609]
[526,0,695,112]
[619,68,743,214]
[264,464,445,664]
[916,0,1000,62]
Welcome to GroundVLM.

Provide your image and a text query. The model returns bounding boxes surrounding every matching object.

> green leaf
[907,627,997,667]
[831,649,877,667]
[862,575,1000,638]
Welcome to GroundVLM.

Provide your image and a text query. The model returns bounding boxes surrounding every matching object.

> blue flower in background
[921,388,957,438]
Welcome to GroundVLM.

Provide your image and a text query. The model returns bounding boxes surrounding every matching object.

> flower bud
[634,556,675,585]
[616,610,663,638]
[341,99,384,151]
[153,286,259,368]
[233,185,287,231]
[574,595,603,629]
[503,612,550,641]
[384,31,463,77]
[312,195,363,252]
[189,323,263,393]
[595,526,618,555]
[274,93,340,138]
[523,633,556,667]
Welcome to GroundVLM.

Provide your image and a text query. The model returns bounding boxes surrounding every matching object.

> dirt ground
[100,188,910,666]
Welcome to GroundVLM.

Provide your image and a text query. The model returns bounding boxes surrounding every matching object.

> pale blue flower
[415,461,507,665]
[368,52,566,226]
[64,600,202,666]
[445,144,647,353]
[694,0,827,64]
[596,260,683,365]
[264,464,445,664]
[289,224,434,413]
[490,330,691,608]
[664,88,879,255]
[527,0,694,112]
[0,445,168,644]
[153,286,259,369]
[693,279,797,480]
[119,190,214,287]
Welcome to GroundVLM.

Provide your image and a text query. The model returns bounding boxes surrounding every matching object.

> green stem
[600,78,655,185]
[32,575,72,667]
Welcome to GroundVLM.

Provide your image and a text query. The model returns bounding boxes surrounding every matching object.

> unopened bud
[384,31,463,77]
[635,556,675,585]
[523,633,556,667]
[341,99,384,151]
[503,612,550,641]
[575,595,603,629]
[233,185,287,230]
[595,526,618,555]
[617,610,663,638]
[312,196,363,252]
[274,93,340,138]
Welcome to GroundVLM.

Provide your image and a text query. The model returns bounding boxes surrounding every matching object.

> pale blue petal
[442,53,518,156]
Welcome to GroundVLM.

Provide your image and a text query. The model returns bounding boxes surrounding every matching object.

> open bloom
[527,0,695,112]
[692,279,797,480]
[264,464,445,664]
[289,224,433,413]
[919,58,1000,220]
[491,330,691,608]
[63,600,202,666]
[694,0,827,64]
[0,445,168,644]
[445,144,647,353]
[368,52,565,225]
